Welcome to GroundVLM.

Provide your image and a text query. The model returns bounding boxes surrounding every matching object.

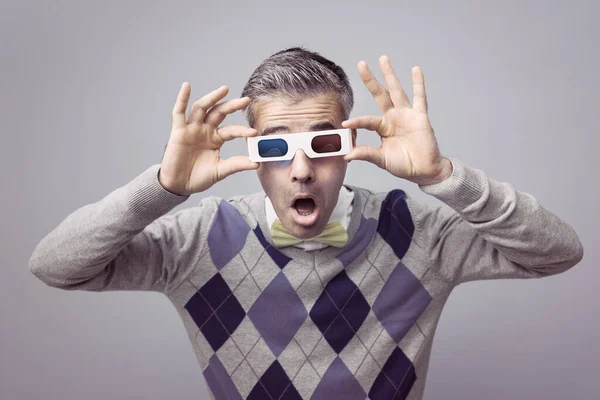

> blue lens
[258,138,288,158]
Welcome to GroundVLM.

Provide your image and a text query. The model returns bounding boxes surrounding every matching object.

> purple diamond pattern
[309,270,370,353]
[247,360,302,399]
[182,188,429,399]
[377,189,414,260]
[368,347,416,400]
[216,295,246,334]
[208,200,251,269]
[184,273,246,351]
[248,272,308,357]
[311,357,366,400]
[203,354,243,400]
[372,262,432,344]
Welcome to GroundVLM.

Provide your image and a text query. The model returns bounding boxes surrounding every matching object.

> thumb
[217,156,259,181]
[343,145,384,168]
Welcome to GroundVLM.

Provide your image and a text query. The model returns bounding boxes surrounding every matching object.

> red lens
[311,134,341,153]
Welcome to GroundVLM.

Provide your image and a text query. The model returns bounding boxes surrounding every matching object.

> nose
[290,149,315,183]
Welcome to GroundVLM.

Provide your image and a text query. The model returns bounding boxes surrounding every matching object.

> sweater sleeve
[28,164,216,295]
[408,158,584,287]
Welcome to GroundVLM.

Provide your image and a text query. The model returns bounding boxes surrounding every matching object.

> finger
[342,115,382,132]
[357,61,394,113]
[186,85,229,125]
[217,156,260,181]
[172,82,191,130]
[205,97,251,127]
[412,66,428,112]
[379,55,411,108]
[216,125,258,142]
[343,145,384,168]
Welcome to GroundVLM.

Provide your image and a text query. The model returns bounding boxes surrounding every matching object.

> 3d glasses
[247,128,353,162]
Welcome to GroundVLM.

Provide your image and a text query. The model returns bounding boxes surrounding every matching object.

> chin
[285,213,328,239]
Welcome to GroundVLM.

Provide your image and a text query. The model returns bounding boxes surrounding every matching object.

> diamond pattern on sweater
[372,261,432,344]
[248,272,308,357]
[307,337,337,377]
[247,251,280,292]
[377,189,414,260]
[277,339,306,379]
[208,200,251,270]
[232,274,262,313]
[309,270,370,353]
[368,347,416,400]
[185,187,431,399]
[247,360,302,399]
[311,357,366,400]
[358,263,387,306]
[282,259,316,291]
[220,254,249,295]
[184,273,246,351]
[292,361,321,398]
[356,311,384,350]
[231,317,261,357]
[204,354,243,400]
[355,352,381,394]
[369,329,397,368]
[231,360,258,399]
[338,334,369,375]
[294,317,323,356]
[216,337,245,375]
[296,269,326,312]
[245,337,276,379]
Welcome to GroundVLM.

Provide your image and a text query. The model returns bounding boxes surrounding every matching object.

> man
[29,47,584,400]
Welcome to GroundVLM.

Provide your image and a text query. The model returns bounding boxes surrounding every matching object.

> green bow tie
[271,219,349,248]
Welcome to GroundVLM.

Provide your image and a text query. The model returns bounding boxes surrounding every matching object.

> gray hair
[241,47,354,129]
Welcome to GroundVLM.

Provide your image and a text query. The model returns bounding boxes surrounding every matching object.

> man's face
[252,92,355,239]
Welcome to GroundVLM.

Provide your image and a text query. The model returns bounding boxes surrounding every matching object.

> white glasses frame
[247,128,353,162]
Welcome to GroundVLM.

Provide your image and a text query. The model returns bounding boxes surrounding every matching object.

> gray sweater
[28,157,584,399]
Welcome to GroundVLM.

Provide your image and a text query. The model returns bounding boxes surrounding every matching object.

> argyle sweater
[28,158,584,400]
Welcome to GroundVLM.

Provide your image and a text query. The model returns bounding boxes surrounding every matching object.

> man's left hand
[342,55,453,186]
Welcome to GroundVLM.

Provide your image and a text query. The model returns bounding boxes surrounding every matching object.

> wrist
[158,168,188,196]
[413,158,453,186]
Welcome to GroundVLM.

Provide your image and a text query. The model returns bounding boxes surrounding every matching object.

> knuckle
[194,100,207,110]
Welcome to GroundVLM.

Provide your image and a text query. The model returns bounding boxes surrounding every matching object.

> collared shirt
[265,185,354,251]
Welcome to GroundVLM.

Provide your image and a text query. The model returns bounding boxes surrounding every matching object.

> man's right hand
[158,83,259,196]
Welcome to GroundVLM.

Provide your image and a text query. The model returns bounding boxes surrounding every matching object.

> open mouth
[290,195,319,227]
[294,197,316,216]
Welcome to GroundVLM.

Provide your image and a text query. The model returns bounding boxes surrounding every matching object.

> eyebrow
[261,121,336,136]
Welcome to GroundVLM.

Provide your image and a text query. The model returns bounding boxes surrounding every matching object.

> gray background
[2,0,598,398]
